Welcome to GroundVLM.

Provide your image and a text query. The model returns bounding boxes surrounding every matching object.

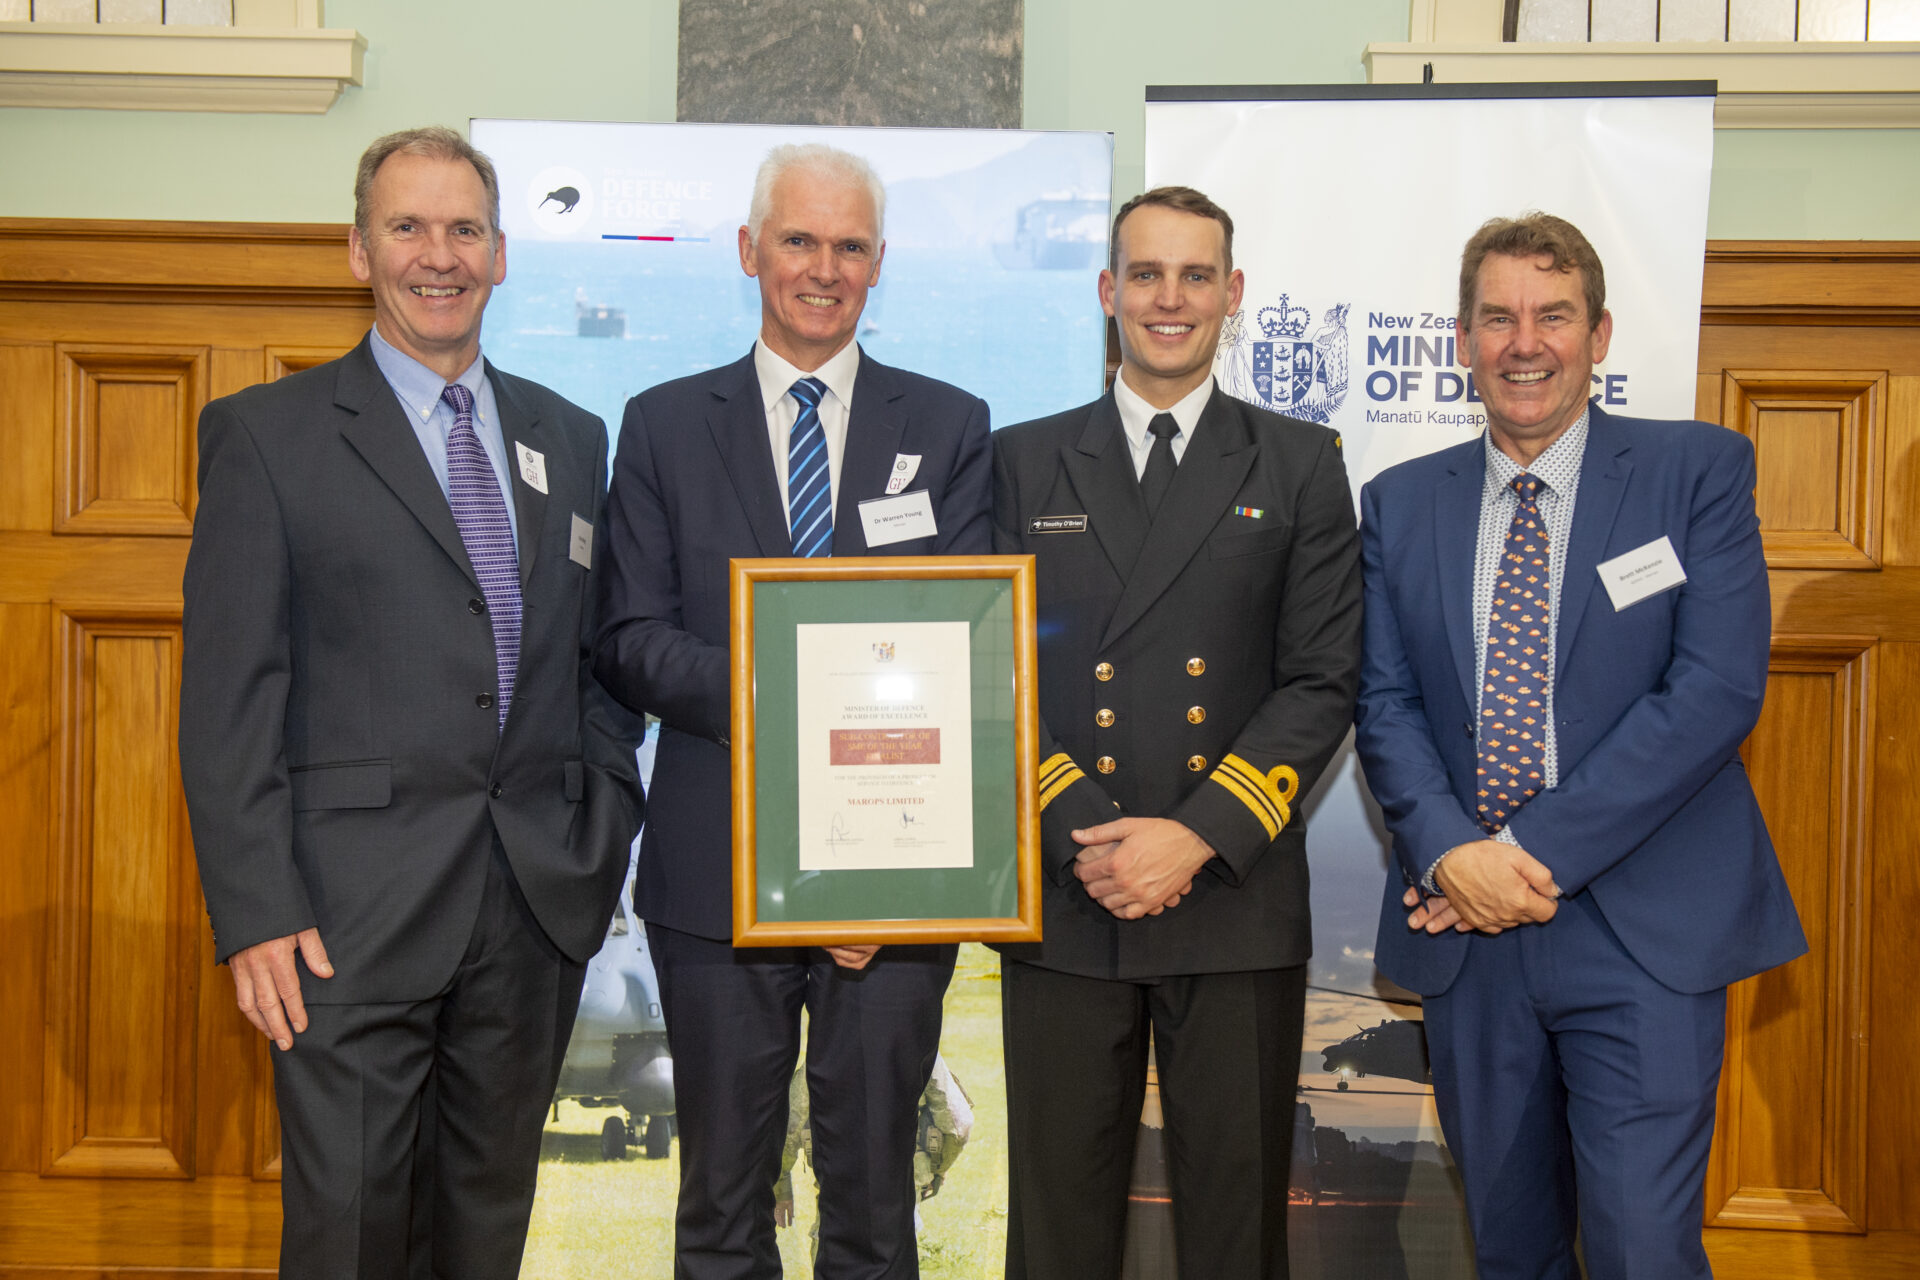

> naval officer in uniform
[989,186,1362,1279]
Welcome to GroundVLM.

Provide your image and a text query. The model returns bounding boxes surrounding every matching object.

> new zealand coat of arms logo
[1219,293,1350,426]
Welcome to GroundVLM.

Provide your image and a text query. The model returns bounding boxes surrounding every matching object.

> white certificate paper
[794,620,975,872]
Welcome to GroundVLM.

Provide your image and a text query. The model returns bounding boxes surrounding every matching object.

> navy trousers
[1424,890,1727,1280]
[647,923,955,1280]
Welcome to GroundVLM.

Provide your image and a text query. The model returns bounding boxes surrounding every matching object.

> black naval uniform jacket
[990,386,1362,980]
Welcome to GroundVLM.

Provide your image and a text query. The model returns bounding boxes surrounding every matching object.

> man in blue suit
[1355,213,1805,1280]
[593,143,990,1279]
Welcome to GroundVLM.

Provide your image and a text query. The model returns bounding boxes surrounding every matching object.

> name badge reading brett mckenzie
[858,490,938,547]
[1597,535,1686,611]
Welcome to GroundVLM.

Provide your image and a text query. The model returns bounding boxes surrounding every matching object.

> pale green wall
[0,0,1913,241]
[0,0,679,224]
[1023,0,1409,207]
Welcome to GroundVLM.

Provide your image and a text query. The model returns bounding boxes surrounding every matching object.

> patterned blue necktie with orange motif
[1477,473,1550,832]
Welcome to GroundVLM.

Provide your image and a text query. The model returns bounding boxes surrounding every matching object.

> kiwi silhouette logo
[527,165,592,237]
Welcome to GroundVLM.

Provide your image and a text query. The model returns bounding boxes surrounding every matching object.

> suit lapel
[1435,442,1485,710]
[706,353,791,558]
[488,364,548,588]
[1100,389,1258,651]
[1557,409,1631,679]
[836,351,906,553]
[334,339,478,588]
[1061,395,1148,589]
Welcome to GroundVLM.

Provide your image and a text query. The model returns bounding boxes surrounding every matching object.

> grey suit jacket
[180,335,645,1004]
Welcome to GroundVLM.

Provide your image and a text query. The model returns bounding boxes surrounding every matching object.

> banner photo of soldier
[1140,84,1714,1278]
[476,118,1113,1278]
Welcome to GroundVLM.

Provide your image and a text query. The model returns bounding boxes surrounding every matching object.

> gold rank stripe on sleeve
[1038,753,1085,810]
[1209,754,1301,840]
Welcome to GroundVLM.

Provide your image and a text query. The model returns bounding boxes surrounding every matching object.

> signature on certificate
[900,811,917,828]
[827,813,855,850]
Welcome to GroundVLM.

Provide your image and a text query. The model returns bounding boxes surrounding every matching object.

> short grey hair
[745,143,886,245]
[355,126,502,237]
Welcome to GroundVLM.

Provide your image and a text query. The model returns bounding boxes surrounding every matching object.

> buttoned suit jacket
[179,335,646,1004]
[592,347,991,940]
[1356,406,1805,998]
[989,387,1362,980]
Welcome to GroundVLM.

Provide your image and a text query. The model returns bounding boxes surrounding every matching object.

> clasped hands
[1404,838,1560,936]
[1071,817,1212,920]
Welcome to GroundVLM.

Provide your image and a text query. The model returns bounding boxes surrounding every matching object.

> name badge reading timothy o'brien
[1029,514,1088,534]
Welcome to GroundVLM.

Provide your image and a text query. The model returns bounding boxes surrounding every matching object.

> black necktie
[1141,413,1179,519]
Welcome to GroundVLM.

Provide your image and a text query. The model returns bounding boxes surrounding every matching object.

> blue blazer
[592,347,992,940]
[1356,407,1805,997]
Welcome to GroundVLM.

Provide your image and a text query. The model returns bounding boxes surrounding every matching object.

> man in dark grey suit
[593,143,991,1279]
[990,187,1362,1279]
[179,126,644,1280]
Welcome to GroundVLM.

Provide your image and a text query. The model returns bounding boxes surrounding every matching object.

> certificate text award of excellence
[793,621,976,872]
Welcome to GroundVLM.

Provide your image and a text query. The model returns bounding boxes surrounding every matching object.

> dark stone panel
[678,0,1022,129]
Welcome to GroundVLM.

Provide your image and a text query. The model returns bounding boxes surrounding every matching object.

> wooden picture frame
[729,555,1041,946]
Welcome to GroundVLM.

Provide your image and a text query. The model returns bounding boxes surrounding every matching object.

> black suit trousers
[1001,958,1306,1280]
[271,845,584,1280]
[647,924,956,1280]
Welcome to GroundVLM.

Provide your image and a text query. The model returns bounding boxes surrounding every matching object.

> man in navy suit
[1355,213,1805,1279]
[593,143,990,1279]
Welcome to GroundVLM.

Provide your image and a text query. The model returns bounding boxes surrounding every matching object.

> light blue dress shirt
[367,325,521,553]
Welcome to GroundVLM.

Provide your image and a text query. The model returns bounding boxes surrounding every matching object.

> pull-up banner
[1141,83,1715,1277]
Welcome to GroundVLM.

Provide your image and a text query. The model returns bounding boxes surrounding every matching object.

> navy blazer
[1356,407,1805,997]
[593,347,992,940]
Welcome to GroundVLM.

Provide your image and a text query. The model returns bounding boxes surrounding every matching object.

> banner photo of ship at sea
[472,117,1117,445]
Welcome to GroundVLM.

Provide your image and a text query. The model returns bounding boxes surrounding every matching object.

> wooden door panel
[1722,371,1884,570]
[1712,639,1872,1231]
[56,345,206,539]
[43,606,199,1179]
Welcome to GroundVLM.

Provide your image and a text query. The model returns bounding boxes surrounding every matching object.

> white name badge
[1597,536,1687,611]
[858,489,938,547]
[569,512,593,569]
[885,453,923,495]
[515,442,548,495]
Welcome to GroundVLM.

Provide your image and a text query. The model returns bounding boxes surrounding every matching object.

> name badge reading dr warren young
[858,489,938,547]
[1597,535,1687,611]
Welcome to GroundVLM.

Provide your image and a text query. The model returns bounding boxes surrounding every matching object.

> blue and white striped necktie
[787,377,833,558]
[441,382,521,731]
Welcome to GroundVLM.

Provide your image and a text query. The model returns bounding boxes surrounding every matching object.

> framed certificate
[730,555,1042,946]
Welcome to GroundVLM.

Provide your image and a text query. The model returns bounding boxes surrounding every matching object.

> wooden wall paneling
[42,604,199,1179]
[0,604,53,1174]
[1721,371,1885,570]
[55,345,207,539]
[1868,644,1920,1230]
[266,346,351,382]
[1710,637,1873,1232]
[1882,378,1920,567]
[0,343,54,533]
[251,1038,283,1179]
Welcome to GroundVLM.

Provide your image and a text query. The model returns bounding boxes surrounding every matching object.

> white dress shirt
[754,338,861,531]
[1112,371,1214,479]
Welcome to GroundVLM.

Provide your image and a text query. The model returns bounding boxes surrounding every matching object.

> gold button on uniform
[1095,662,1114,682]
[1095,709,1115,728]
[1186,706,1206,724]
[1097,756,1117,774]
[1186,657,1206,676]
[1187,755,1207,772]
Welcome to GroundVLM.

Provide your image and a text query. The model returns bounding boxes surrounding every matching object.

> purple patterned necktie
[1476,473,1550,833]
[442,383,521,731]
